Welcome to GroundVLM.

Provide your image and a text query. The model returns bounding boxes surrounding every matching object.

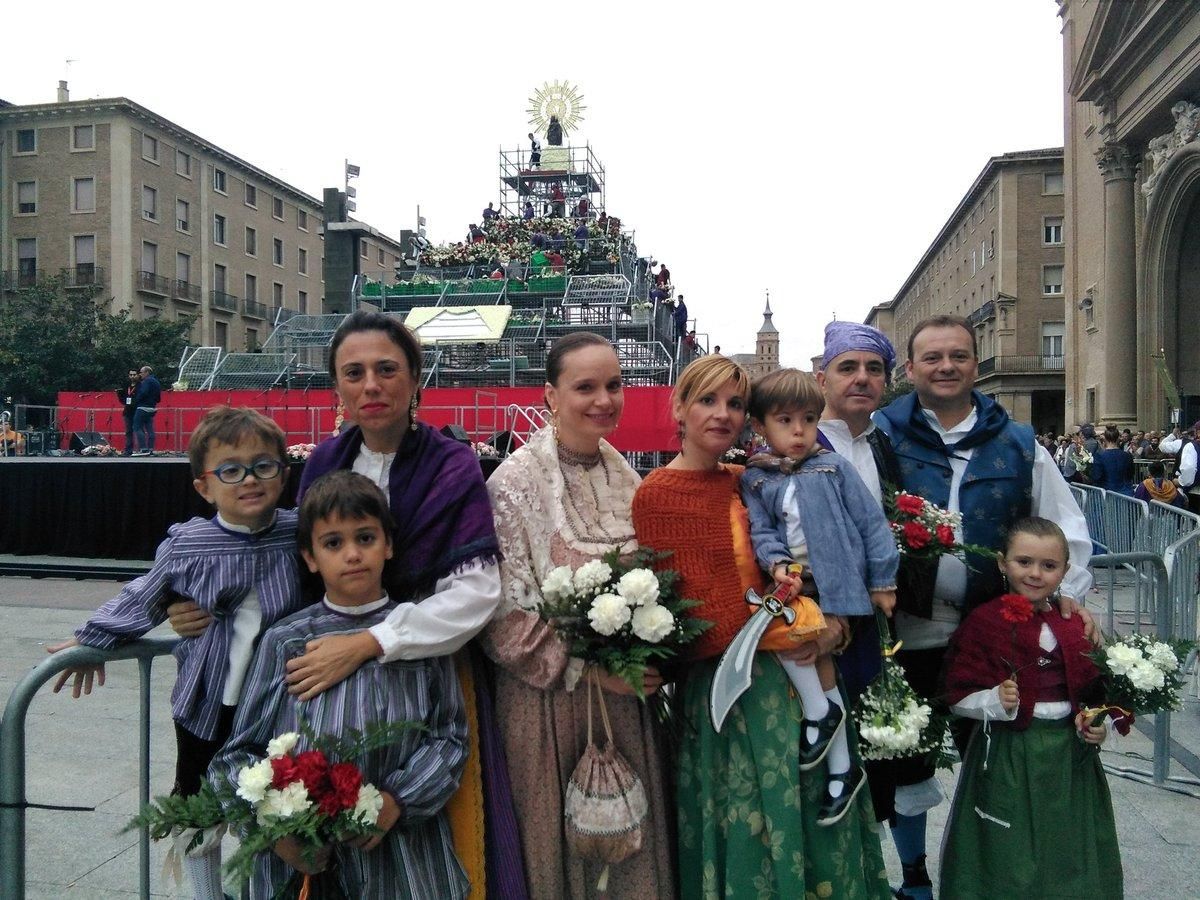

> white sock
[824,688,851,793]
[184,849,224,900]
[777,655,829,744]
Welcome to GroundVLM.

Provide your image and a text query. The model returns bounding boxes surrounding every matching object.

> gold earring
[551,409,559,442]
[409,396,419,432]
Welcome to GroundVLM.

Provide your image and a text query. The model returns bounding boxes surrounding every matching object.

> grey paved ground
[1,575,1197,898]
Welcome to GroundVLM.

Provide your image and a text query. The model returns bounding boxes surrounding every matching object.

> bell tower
[755,291,779,374]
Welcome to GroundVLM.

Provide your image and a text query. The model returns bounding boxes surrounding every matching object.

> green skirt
[941,717,1123,900]
[676,655,890,900]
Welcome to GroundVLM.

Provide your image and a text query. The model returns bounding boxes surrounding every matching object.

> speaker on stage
[70,431,106,453]
[23,430,45,456]
[440,424,471,444]
[486,431,515,456]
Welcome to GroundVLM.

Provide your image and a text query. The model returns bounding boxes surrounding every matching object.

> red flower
[896,493,926,516]
[270,755,300,789]
[999,593,1034,624]
[320,762,364,816]
[936,524,955,547]
[902,521,931,549]
[293,749,331,797]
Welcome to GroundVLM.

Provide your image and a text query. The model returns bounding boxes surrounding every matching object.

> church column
[1095,142,1137,427]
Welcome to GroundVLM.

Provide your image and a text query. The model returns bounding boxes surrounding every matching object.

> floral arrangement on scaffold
[885,489,998,561]
[285,443,317,462]
[1082,633,1195,735]
[125,721,414,898]
[536,547,710,699]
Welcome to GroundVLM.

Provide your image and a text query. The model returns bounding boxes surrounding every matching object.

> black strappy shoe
[797,701,845,772]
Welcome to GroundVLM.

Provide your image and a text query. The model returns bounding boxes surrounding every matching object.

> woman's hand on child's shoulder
[998,678,1019,713]
[165,598,212,638]
[46,637,106,698]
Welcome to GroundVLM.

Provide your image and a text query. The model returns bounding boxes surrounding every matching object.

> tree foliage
[0,277,193,404]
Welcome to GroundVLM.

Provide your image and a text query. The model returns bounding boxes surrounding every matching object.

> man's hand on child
[273,835,331,874]
[345,793,401,852]
[165,599,213,638]
[286,631,382,700]
[998,678,1019,712]
[46,637,106,698]
[870,590,896,617]
[1074,709,1107,744]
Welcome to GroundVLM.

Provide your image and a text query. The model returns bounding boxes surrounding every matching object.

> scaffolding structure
[498,143,605,219]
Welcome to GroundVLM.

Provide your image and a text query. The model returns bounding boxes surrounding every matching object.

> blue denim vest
[875,391,1035,611]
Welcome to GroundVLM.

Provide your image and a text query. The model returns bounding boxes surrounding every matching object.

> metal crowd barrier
[0,638,178,900]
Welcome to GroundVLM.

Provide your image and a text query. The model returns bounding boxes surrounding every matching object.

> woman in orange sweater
[632,355,889,900]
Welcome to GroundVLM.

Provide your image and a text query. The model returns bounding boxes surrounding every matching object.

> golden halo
[527,81,586,136]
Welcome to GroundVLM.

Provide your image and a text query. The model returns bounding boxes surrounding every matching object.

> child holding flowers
[939,517,1121,899]
[741,368,899,825]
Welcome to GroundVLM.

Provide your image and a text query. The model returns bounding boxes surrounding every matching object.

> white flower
[1104,642,1142,676]
[351,783,384,826]
[573,560,613,595]
[631,604,675,643]
[265,732,300,758]
[587,593,631,636]
[235,759,274,804]
[255,782,312,824]
[1146,642,1179,673]
[616,568,660,608]
[1127,661,1166,692]
[541,566,574,602]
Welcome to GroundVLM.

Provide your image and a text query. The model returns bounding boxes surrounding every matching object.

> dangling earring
[551,409,560,443]
[409,395,419,432]
[332,399,345,437]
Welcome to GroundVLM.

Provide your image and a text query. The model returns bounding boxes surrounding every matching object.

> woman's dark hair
[1003,516,1069,563]
[545,332,615,387]
[1104,426,1121,445]
[298,470,397,553]
[1148,460,1166,478]
[327,310,422,383]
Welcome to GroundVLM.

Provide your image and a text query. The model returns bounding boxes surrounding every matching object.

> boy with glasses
[48,406,305,900]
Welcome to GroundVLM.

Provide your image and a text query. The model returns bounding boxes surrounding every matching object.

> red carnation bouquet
[126,721,414,898]
[885,490,998,563]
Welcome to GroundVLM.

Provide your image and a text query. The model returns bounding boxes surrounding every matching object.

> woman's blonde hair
[672,356,751,415]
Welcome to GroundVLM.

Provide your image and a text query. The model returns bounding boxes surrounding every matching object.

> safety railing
[0,637,178,900]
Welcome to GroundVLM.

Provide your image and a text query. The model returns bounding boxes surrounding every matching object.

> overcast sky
[2,0,1065,368]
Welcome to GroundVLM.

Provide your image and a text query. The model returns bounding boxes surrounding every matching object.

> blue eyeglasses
[204,458,284,484]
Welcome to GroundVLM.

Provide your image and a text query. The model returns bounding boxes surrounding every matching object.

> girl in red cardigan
[940,517,1122,899]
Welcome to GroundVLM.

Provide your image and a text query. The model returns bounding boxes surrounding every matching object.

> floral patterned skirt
[940,717,1122,899]
[676,654,890,900]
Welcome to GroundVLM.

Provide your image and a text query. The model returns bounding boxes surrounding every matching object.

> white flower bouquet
[1085,633,1193,734]
[536,548,710,698]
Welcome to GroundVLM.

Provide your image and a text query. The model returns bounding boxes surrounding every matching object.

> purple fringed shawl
[298,423,501,599]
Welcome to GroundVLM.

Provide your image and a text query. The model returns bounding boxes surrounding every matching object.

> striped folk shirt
[210,598,469,900]
[74,511,303,740]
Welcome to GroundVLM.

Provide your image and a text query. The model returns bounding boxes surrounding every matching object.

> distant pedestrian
[117,368,139,455]
[673,294,689,341]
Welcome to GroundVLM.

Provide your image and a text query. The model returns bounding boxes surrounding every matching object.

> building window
[141,241,158,275]
[214,214,227,246]
[1044,216,1063,245]
[272,196,284,220]
[297,209,308,231]
[246,328,259,351]
[273,282,284,305]
[16,180,36,215]
[15,128,36,154]
[142,185,158,221]
[970,250,976,275]
[16,238,36,285]
[245,226,257,256]
[72,125,95,151]
[378,248,385,265]
[74,235,96,282]
[177,251,191,284]
[1041,322,1065,365]
[215,321,228,350]
[176,199,190,233]
[213,168,227,194]
[298,247,308,275]
[245,273,257,302]
[298,289,308,313]
[72,177,95,213]
[176,149,192,177]
[213,263,227,292]
[360,242,368,260]
[1044,172,1064,195]
[142,133,158,163]
[1042,264,1064,295]
[272,238,284,266]
[245,184,257,208]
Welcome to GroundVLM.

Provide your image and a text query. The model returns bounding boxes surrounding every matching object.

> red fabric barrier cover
[55,387,679,453]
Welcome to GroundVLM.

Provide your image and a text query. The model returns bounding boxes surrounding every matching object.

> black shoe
[892,854,932,899]
[798,702,845,772]
[817,764,866,826]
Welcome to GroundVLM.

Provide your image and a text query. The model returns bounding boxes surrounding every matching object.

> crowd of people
[48,310,1122,899]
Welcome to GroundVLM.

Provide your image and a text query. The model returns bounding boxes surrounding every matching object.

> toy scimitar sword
[709,585,796,732]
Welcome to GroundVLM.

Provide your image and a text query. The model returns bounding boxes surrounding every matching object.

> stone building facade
[1,86,404,353]
[1061,1,1200,429]
[866,149,1067,434]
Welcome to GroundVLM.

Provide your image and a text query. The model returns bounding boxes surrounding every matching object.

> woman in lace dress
[483,332,675,900]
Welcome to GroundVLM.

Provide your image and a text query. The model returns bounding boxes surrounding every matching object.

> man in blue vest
[873,314,1093,900]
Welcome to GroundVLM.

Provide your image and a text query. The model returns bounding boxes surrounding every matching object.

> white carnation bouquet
[536,548,710,698]
[1084,633,1193,734]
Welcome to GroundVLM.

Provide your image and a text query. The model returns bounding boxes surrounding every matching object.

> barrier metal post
[0,638,177,900]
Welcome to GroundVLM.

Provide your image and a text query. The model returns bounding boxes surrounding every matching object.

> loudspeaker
[486,431,516,456]
[71,431,105,453]
[23,431,45,455]
[439,424,471,444]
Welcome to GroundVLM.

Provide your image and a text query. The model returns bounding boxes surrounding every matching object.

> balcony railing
[243,299,267,319]
[172,279,201,303]
[63,265,105,289]
[136,271,170,296]
[1,268,46,290]
[210,290,239,312]
[977,355,1064,376]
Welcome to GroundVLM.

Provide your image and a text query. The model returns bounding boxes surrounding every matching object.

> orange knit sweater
[632,465,767,661]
